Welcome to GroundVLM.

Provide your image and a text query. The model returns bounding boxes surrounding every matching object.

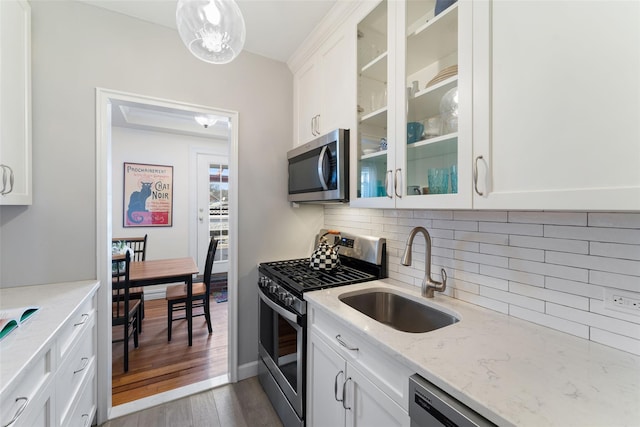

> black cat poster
[123,162,173,227]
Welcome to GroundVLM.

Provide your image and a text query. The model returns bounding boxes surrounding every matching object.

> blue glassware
[450,165,458,193]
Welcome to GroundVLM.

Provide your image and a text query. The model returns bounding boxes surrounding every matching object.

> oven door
[258,287,305,419]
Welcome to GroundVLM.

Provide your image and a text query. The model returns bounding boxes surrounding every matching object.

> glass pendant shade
[176,0,246,65]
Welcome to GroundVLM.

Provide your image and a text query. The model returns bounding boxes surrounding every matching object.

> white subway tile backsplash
[545,225,640,245]
[546,303,640,340]
[454,230,509,245]
[510,282,589,310]
[546,251,640,276]
[589,271,640,293]
[480,264,545,287]
[588,212,640,229]
[453,211,508,222]
[509,235,589,254]
[545,277,604,300]
[508,211,588,226]
[509,305,589,339]
[590,328,640,356]
[479,222,543,236]
[590,242,640,261]
[509,258,589,282]
[480,243,545,262]
[324,206,640,354]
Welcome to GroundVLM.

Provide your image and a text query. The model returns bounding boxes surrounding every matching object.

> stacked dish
[426,65,458,88]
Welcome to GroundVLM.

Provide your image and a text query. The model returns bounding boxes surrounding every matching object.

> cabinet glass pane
[405,0,459,196]
[357,0,388,199]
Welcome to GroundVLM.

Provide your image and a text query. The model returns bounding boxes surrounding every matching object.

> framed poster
[123,162,173,227]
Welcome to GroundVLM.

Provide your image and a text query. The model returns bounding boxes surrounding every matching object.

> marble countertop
[305,279,640,427]
[0,280,100,395]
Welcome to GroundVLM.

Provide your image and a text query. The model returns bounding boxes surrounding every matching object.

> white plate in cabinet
[0,348,54,427]
[56,313,96,426]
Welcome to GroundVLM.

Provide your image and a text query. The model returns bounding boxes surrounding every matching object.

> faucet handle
[439,268,447,293]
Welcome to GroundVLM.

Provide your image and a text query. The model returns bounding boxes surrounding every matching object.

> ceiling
[78,0,337,63]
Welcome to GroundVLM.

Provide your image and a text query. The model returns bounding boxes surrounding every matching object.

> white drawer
[11,379,54,427]
[56,313,96,424]
[57,293,96,360]
[61,372,96,427]
[309,304,412,410]
[0,349,53,427]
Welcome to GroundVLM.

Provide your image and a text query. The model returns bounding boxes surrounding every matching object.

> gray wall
[0,1,323,366]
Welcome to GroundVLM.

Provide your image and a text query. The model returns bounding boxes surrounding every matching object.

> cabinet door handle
[474,155,484,196]
[342,377,352,410]
[311,116,316,136]
[74,357,90,374]
[394,168,402,198]
[334,370,344,402]
[74,313,89,327]
[315,114,321,135]
[3,397,29,427]
[336,334,358,351]
[0,164,13,195]
[82,414,91,427]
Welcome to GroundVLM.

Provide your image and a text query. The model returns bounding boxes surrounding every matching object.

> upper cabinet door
[294,59,322,146]
[472,0,640,210]
[0,0,32,205]
[395,0,472,209]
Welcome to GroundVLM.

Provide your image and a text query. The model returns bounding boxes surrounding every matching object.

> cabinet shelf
[360,149,387,161]
[359,106,388,127]
[406,4,458,76]
[409,76,457,121]
[361,51,388,82]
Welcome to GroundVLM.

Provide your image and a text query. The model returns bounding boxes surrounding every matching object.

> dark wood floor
[112,294,228,406]
[101,376,283,427]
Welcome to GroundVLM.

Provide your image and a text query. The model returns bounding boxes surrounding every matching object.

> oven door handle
[259,289,299,324]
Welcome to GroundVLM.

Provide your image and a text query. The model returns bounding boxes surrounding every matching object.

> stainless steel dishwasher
[409,374,497,427]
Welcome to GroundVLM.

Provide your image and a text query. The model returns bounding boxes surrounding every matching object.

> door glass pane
[357,0,388,199]
[405,0,459,196]
[209,163,229,262]
[276,314,299,392]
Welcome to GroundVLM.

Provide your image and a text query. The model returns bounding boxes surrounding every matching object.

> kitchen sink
[339,291,459,333]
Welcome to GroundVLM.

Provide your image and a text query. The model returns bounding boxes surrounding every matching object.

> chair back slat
[112,234,147,261]
[112,252,131,320]
[203,238,219,294]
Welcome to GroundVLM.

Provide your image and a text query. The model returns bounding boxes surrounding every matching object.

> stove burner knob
[283,295,294,306]
[277,291,288,301]
[268,284,278,294]
[259,277,270,288]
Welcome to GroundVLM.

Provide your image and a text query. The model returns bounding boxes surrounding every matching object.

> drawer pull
[334,370,344,402]
[342,377,352,410]
[74,357,90,374]
[82,414,90,427]
[3,397,28,427]
[74,313,89,327]
[335,334,358,351]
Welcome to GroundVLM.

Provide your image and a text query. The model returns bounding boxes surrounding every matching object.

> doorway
[96,88,239,423]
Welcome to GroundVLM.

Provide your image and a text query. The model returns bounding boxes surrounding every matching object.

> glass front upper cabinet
[403,0,459,200]
[356,0,389,201]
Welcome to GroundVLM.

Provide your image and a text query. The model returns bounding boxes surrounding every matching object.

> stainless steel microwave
[287,129,349,203]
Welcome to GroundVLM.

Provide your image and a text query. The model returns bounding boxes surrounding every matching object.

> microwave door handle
[317,145,329,190]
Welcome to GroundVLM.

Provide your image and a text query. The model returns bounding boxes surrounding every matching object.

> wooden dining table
[128,257,199,346]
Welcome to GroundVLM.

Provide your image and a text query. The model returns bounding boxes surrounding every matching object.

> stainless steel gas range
[257,230,386,427]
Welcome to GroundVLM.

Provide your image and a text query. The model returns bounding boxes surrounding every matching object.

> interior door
[197,153,229,274]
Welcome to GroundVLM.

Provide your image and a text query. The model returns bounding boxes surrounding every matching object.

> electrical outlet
[604,288,640,316]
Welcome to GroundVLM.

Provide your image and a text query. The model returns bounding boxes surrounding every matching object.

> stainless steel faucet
[401,226,447,298]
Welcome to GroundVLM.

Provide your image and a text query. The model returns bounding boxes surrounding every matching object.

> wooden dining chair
[112,234,147,329]
[165,238,218,341]
[112,252,141,372]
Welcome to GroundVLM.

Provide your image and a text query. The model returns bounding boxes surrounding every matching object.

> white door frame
[95,87,239,423]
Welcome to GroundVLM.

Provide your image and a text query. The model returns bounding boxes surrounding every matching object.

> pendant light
[176,0,246,65]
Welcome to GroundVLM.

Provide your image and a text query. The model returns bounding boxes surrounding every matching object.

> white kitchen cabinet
[307,303,411,427]
[293,25,356,146]
[0,0,32,205]
[0,282,98,427]
[352,0,472,209]
[472,0,640,210]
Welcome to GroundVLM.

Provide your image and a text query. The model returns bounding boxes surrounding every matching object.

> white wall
[0,1,324,368]
[325,206,640,356]
[111,126,227,260]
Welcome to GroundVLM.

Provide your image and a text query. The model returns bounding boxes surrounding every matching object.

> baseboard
[237,360,259,381]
